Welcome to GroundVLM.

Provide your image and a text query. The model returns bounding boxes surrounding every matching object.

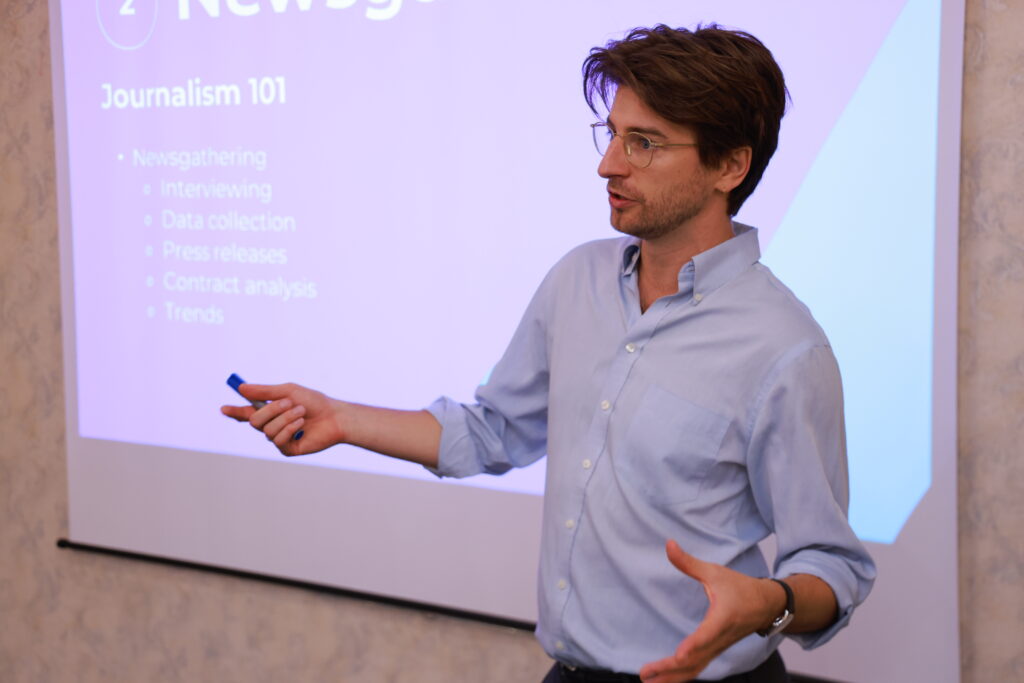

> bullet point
[144,245,153,256]
[146,276,154,287]
[146,306,156,318]
[144,214,152,226]
[143,184,151,195]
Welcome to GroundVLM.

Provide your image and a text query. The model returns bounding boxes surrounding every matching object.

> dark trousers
[542,650,789,683]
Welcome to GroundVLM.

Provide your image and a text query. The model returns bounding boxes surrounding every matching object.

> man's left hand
[638,540,783,683]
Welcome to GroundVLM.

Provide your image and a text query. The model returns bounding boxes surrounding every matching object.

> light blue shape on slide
[762,0,941,543]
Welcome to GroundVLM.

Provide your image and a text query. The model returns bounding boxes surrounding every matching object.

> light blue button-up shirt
[428,224,875,678]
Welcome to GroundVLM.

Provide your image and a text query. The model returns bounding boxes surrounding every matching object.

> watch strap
[756,578,794,637]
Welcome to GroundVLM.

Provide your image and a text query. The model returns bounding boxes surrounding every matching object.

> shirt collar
[621,239,642,275]
[619,222,761,296]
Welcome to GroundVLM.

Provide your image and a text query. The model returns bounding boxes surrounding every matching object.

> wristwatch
[757,578,794,637]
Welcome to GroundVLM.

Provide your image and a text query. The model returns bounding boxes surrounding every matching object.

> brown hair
[583,24,789,215]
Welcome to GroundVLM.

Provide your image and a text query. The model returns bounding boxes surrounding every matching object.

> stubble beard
[610,176,715,242]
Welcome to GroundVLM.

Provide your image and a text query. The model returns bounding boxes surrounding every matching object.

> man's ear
[714,146,752,194]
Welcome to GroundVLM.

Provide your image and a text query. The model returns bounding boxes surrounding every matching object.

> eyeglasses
[590,122,698,168]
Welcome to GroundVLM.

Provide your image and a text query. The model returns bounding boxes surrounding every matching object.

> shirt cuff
[775,549,871,650]
[423,396,482,479]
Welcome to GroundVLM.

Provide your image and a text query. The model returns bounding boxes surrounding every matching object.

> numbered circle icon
[96,0,159,51]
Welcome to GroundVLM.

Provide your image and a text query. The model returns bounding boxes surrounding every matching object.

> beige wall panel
[958,0,1024,681]
[2,0,1022,681]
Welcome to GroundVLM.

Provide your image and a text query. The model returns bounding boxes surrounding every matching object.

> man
[223,24,875,683]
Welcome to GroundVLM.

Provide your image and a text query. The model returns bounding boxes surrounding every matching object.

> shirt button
[693,292,704,303]
[625,342,636,353]
[582,459,592,469]
[600,400,611,411]
[555,641,565,651]
[558,579,568,590]
[565,519,575,529]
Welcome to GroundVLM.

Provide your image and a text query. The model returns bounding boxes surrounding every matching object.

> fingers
[674,616,724,666]
[639,633,715,683]
[640,666,700,683]
[639,652,702,683]
[260,401,306,438]
[273,417,306,454]
[638,634,704,679]
[638,654,678,682]
[248,397,291,430]
[250,398,305,439]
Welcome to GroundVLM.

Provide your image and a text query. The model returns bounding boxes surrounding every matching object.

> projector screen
[54,1,964,680]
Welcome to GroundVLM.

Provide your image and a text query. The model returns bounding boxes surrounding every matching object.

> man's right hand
[220,382,442,467]
[221,382,344,457]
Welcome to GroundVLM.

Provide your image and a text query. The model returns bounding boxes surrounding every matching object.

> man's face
[598,87,717,241]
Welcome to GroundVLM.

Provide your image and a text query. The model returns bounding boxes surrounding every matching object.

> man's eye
[633,135,653,151]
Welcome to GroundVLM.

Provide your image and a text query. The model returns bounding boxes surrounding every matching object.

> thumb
[220,404,255,422]
[666,539,710,582]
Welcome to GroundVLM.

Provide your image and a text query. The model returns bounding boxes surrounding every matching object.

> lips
[608,187,638,209]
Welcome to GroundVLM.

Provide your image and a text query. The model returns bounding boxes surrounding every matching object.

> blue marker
[227,373,303,441]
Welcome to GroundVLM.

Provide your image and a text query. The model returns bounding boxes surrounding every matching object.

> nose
[598,135,630,179]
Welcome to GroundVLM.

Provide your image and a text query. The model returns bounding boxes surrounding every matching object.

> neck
[636,212,734,312]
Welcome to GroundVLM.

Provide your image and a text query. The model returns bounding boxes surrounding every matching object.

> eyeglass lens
[592,125,654,168]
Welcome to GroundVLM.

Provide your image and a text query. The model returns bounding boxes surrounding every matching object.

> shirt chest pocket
[615,384,730,505]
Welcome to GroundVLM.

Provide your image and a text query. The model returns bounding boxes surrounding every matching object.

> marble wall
[1,1,1021,680]
[958,0,1024,679]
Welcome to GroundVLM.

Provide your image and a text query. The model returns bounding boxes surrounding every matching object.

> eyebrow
[606,118,670,140]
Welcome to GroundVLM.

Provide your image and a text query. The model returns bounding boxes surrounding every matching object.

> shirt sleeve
[746,342,877,649]
[424,268,555,479]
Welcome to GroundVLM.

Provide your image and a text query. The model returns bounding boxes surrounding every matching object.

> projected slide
[64,0,935,543]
